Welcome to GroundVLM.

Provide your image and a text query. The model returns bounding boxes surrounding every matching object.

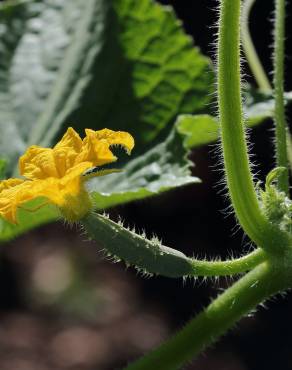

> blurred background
[1,0,292,369]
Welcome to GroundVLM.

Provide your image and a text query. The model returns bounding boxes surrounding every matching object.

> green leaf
[176,114,219,148]
[106,0,214,144]
[175,89,292,150]
[87,124,200,209]
[0,198,58,242]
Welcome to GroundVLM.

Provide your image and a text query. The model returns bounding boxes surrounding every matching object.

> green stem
[190,248,266,276]
[82,213,265,278]
[218,0,289,251]
[287,135,292,172]
[273,0,289,194]
[241,0,272,92]
[124,262,287,370]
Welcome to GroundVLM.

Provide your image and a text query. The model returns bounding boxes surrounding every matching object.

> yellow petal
[0,178,25,192]
[19,146,59,180]
[0,179,35,223]
[39,163,92,221]
[53,127,83,176]
[54,127,83,152]
[91,128,135,154]
[75,128,134,166]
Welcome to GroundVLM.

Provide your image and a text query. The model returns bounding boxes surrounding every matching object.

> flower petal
[53,127,83,176]
[92,128,134,154]
[19,146,59,180]
[0,178,25,192]
[0,179,36,223]
[75,129,134,166]
[54,127,83,153]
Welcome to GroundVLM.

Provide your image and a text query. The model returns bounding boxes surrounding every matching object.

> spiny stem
[218,0,289,251]
[124,262,287,370]
[82,213,266,278]
[273,0,289,194]
[190,248,266,276]
[241,0,272,92]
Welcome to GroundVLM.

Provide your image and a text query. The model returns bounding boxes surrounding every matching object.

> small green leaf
[265,167,287,188]
[87,124,200,209]
[176,114,219,148]
[82,212,194,278]
[174,89,292,150]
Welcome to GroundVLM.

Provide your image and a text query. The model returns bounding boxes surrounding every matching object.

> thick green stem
[218,0,289,251]
[273,0,289,194]
[124,262,287,370]
[241,0,272,92]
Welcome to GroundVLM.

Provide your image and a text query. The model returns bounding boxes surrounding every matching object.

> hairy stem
[218,0,288,251]
[82,213,265,278]
[241,0,272,91]
[273,0,289,194]
[190,248,266,276]
[124,262,287,370]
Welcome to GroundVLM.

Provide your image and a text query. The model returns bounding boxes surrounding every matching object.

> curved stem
[190,248,266,276]
[273,0,289,194]
[83,213,265,279]
[218,0,289,251]
[124,262,287,370]
[241,0,272,92]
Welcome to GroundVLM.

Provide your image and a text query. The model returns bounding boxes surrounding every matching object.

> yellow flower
[0,128,134,224]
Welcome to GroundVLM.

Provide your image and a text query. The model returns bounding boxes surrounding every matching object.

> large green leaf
[105,0,213,144]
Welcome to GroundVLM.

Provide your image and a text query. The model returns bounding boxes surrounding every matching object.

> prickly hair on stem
[80,212,266,279]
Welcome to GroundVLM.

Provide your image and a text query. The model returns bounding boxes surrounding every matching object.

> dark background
[1,0,292,369]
